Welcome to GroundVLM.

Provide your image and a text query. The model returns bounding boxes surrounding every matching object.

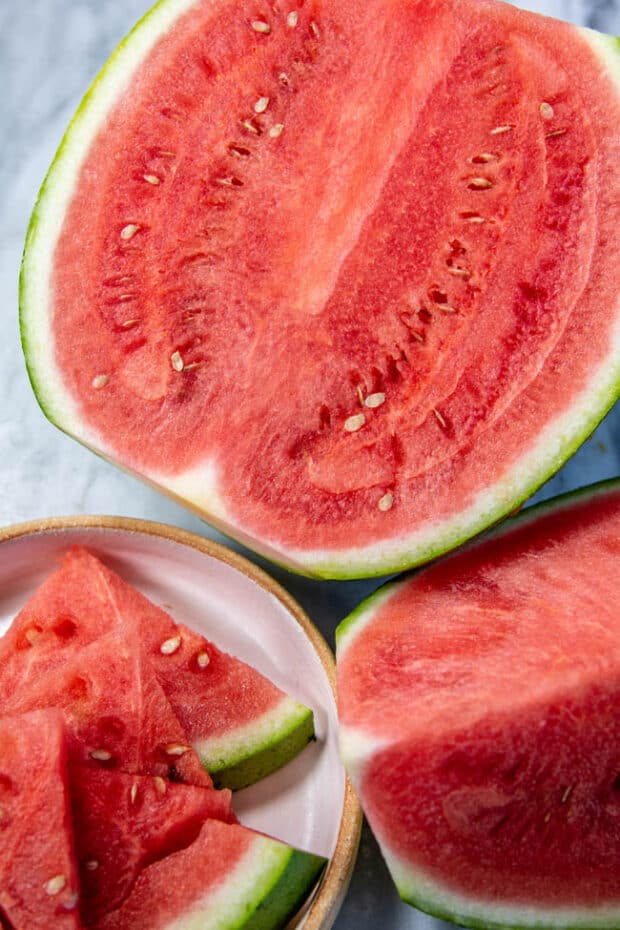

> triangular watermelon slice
[0,548,314,788]
[0,710,81,929]
[93,817,326,930]
[71,767,234,924]
[2,628,218,790]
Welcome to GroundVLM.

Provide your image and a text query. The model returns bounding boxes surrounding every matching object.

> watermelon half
[0,547,314,788]
[337,479,620,929]
[19,0,620,579]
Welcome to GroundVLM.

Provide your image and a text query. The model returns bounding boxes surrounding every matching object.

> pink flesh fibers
[51,0,620,553]
[0,710,81,929]
[338,486,620,906]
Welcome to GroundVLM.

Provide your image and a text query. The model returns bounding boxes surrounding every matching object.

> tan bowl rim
[0,514,362,930]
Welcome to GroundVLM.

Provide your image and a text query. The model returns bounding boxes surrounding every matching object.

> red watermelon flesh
[0,710,81,929]
[71,767,234,924]
[337,481,620,924]
[2,628,216,790]
[20,0,620,579]
[0,546,307,760]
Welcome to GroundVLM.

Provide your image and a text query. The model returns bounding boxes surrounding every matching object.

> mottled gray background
[1,1,619,927]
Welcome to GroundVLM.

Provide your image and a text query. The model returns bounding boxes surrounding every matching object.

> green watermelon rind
[196,698,315,791]
[336,476,620,930]
[18,1,620,580]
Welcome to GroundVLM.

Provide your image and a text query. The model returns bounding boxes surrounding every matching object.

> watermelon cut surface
[20,0,620,579]
[71,767,234,924]
[337,479,620,929]
[0,547,314,788]
[0,710,81,929]
[93,817,326,930]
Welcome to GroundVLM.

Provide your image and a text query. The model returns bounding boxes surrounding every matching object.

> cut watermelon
[20,0,620,579]
[71,767,234,924]
[337,479,620,929]
[0,710,80,929]
[0,547,314,788]
[93,817,326,930]
[3,627,217,789]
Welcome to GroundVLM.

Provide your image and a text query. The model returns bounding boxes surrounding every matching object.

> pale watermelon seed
[447,266,471,279]
[561,785,573,803]
[64,893,79,911]
[365,392,385,409]
[25,627,41,644]
[143,174,161,185]
[356,385,365,405]
[92,375,109,390]
[183,362,201,371]
[241,119,260,135]
[170,351,184,372]
[539,102,554,119]
[120,224,140,240]
[118,294,135,302]
[269,123,285,138]
[85,861,99,872]
[160,634,182,655]
[279,72,290,85]
[546,129,567,139]
[468,178,493,190]
[251,20,271,33]
[412,331,425,343]
[310,20,320,37]
[378,493,394,512]
[344,413,366,432]
[130,781,139,804]
[470,153,498,164]
[287,11,299,27]
[90,749,112,762]
[461,212,485,223]
[44,875,67,896]
[544,812,551,823]
[254,96,270,114]
[229,144,252,157]
[164,743,191,756]
[154,777,167,794]
[197,651,211,668]
[490,124,514,134]
[121,319,141,329]
[433,408,447,428]
[437,304,457,314]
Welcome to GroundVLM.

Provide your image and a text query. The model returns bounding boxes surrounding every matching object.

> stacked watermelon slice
[0,549,325,929]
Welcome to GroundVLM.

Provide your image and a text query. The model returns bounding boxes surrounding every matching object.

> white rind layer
[20,4,620,580]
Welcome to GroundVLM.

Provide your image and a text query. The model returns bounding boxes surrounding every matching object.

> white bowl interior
[0,525,344,861]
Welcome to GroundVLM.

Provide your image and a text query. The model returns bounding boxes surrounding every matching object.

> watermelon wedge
[20,0,620,579]
[337,479,620,929]
[0,547,314,788]
[71,767,234,924]
[3,628,217,789]
[93,817,326,930]
[0,710,80,929]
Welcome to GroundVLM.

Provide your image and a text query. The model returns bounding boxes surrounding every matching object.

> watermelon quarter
[0,710,80,929]
[19,0,620,579]
[337,479,620,929]
[0,547,314,788]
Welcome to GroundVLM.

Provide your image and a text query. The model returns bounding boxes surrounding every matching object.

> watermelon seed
[170,352,184,373]
[130,781,139,804]
[24,627,41,645]
[490,124,514,134]
[344,413,366,432]
[310,20,320,37]
[460,211,485,223]
[447,266,471,279]
[470,153,498,164]
[118,294,135,302]
[241,119,261,135]
[154,777,167,795]
[143,174,161,186]
[90,749,112,762]
[160,634,182,655]
[356,385,365,405]
[121,319,141,329]
[64,893,79,911]
[279,72,290,85]
[269,123,285,138]
[437,304,457,314]
[197,651,211,668]
[183,362,201,371]
[92,375,109,390]
[84,861,99,872]
[159,151,176,158]
[546,129,567,139]
[44,875,66,896]
[164,743,192,756]
[287,11,299,27]
[412,331,425,343]
[539,102,554,119]
[251,20,271,34]
[561,785,573,803]
[120,224,140,240]
[433,408,447,429]
[543,812,551,823]
[254,96,270,114]
[467,178,493,190]
[378,492,394,512]
[365,392,386,409]
[229,144,252,157]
